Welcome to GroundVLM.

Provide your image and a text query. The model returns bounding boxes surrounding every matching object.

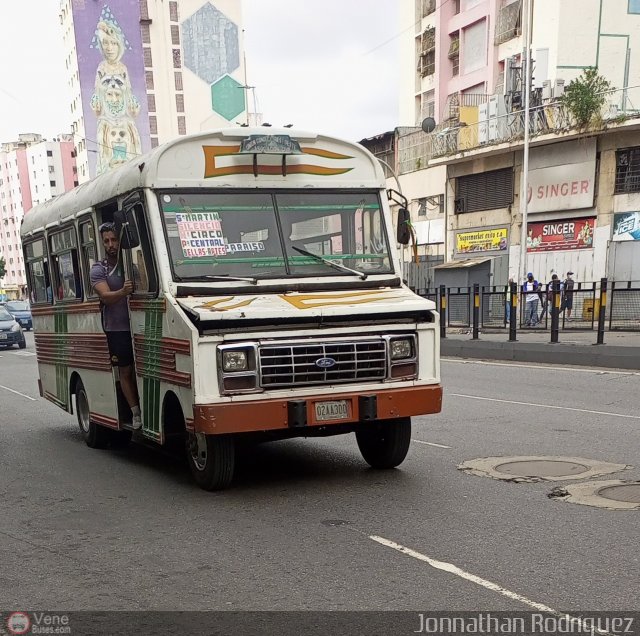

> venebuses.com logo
[4,612,70,635]
[6,613,30,635]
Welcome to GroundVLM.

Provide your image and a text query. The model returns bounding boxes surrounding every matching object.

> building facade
[389,0,640,288]
[60,0,247,182]
[0,134,77,300]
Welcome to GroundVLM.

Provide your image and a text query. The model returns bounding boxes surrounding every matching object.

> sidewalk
[441,329,640,370]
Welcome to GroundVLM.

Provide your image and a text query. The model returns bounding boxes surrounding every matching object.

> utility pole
[518,0,534,287]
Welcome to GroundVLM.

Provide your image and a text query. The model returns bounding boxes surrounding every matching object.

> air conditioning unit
[542,80,552,100]
[454,197,467,213]
[478,103,489,144]
[553,79,565,99]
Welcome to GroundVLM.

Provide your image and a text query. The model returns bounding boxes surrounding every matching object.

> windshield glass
[0,309,13,321]
[6,301,29,312]
[160,191,392,281]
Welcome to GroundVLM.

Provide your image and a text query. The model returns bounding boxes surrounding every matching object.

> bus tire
[75,378,110,449]
[355,417,411,469]
[187,432,235,491]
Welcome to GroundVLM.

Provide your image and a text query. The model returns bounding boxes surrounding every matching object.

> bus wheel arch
[73,375,110,449]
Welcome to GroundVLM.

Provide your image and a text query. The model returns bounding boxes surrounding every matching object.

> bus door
[117,199,162,441]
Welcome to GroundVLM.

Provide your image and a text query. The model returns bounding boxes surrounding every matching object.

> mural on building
[72,0,150,177]
[180,3,244,121]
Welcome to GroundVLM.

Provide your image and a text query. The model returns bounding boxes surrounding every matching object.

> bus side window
[24,238,52,305]
[80,220,98,298]
[50,228,83,302]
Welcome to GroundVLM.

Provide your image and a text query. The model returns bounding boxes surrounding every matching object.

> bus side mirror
[397,207,411,245]
[114,205,141,249]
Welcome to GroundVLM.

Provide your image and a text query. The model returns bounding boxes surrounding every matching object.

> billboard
[612,211,640,241]
[455,227,508,255]
[527,218,596,252]
[72,0,150,177]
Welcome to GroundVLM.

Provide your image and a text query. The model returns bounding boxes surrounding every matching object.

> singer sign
[527,161,596,213]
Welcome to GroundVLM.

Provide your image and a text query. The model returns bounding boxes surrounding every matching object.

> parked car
[5,300,32,330]
[0,307,26,349]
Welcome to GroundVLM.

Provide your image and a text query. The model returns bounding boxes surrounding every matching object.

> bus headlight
[222,350,248,372]
[390,338,413,360]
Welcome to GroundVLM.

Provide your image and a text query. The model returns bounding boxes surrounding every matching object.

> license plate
[0,334,7,340]
[315,400,349,422]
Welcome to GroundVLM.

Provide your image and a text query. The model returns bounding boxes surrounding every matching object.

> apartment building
[0,134,77,300]
[60,0,246,182]
[388,0,640,287]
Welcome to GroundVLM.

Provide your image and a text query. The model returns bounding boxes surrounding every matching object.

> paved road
[1,334,639,614]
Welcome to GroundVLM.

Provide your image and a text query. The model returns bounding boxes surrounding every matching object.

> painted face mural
[90,9,142,174]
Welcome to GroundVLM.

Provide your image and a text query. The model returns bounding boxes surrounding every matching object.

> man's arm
[93,280,134,305]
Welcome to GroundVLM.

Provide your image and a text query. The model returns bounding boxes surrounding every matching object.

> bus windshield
[160,191,393,281]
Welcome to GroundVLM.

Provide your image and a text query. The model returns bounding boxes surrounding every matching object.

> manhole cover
[597,484,640,503]
[495,460,589,478]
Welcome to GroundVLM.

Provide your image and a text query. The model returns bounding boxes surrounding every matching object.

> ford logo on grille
[315,357,336,369]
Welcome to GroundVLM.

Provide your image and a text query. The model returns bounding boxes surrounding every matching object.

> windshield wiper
[204,274,258,285]
[291,246,368,280]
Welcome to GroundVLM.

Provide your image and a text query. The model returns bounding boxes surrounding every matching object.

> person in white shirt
[522,272,541,326]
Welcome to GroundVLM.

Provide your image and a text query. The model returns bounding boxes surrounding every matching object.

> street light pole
[518,0,534,287]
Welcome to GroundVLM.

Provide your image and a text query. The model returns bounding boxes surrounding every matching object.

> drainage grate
[495,460,589,478]
[597,484,640,504]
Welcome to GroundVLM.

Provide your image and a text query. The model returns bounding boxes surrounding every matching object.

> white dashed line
[0,385,37,401]
[442,358,639,376]
[369,535,613,635]
[449,393,640,420]
[412,439,451,449]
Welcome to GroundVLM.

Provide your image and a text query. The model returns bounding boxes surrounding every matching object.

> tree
[561,67,612,129]
[0,255,5,280]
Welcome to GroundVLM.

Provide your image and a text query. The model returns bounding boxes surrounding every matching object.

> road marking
[442,358,639,376]
[412,439,451,449]
[369,535,612,635]
[0,385,37,401]
[450,393,640,420]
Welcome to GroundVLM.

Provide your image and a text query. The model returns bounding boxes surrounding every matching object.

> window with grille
[175,72,183,91]
[145,71,154,90]
[456,168,514,213]
[615,148,640,193]
[169,1,178,21]
[171,25,180,45]
[147,94,156,112]
[139,0,149,20]
[143,47,152,67]
[178,116,186,135]
[141,23,150,43]
[419,51,435,77]
[176,94,184,112]
[172,49,181,68]
[149,116,157,135]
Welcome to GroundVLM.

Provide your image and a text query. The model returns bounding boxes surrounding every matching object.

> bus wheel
[187,432,235,491]
[355,417,411,469]
[75,379,110,449]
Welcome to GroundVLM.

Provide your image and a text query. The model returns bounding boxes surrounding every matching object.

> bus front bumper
[193,384,443,435]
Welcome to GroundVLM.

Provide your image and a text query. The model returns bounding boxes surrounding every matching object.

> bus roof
[21,127,386,239]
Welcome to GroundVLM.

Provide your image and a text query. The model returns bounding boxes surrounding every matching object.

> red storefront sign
[527,218,596,252]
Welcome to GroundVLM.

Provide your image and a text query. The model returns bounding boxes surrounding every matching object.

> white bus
[21,128,442,490]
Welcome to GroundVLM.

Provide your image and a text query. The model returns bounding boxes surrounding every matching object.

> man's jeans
[525,299,539,325]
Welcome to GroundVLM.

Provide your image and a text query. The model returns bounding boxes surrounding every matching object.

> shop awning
[433,257,493,270]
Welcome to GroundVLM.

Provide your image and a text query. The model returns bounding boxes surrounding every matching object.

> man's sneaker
[132,414,142,430]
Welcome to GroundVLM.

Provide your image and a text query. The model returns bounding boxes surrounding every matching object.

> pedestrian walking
[522,272,541,326]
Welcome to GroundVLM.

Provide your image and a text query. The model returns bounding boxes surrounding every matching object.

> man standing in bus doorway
[90,222,142,429]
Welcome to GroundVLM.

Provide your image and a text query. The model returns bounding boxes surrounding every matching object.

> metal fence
[411,281,637,334]
[610,281,640,332]
[481,286,507,329]
[447,288,471,328]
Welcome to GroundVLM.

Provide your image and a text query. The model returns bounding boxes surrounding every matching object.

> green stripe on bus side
[54,309,68,406]
[141,301,164,435]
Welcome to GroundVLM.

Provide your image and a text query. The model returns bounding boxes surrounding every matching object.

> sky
[0,0,401,145]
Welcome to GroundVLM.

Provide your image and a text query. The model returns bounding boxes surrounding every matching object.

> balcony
[495,0,522,45]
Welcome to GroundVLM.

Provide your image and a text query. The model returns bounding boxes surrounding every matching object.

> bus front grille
[259,340,387,388]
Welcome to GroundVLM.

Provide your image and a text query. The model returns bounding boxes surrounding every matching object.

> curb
[441,339,640,370]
